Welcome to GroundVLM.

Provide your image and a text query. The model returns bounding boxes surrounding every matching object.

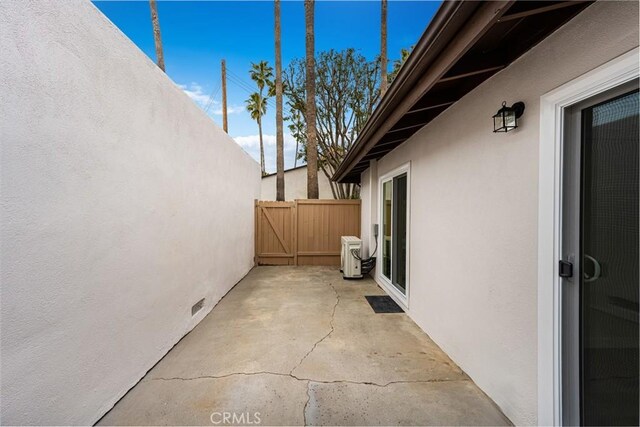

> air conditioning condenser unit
[341,236,362,279]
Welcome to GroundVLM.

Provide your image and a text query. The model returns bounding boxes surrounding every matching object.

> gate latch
[559,260,573,278]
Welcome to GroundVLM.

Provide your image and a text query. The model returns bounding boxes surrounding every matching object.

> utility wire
[229,73,298,118]
[201,82,220,113]
[226,69,299,118]
[226,72,258,95]
[227,78,281,113]
[226,74,257,98]
[226,70,301,166]
[226,70,281,111]
[226,69,258,92]
[225,68,300,140]
[204,85,222,114]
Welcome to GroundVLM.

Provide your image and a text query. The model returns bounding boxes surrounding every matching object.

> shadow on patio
[98,266,511,426]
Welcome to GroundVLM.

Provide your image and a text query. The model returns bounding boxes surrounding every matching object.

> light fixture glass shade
[504,110,516,128]
[493,101,523,132]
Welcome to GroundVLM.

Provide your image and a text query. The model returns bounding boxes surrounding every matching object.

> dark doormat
[365,295,404,313]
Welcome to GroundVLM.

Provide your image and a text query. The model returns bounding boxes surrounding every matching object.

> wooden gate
[255,199,361,266]
[255,201,296,265]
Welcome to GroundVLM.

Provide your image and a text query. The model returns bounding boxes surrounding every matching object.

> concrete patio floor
[99,266,511,426]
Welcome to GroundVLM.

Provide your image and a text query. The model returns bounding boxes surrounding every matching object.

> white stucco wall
[260,165,334,200]
[0,1,260,424]
[359,2,639,425]
[359,161,378,258]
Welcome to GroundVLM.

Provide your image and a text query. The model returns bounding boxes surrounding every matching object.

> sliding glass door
[380,166,409,297]
[561,82,639,426]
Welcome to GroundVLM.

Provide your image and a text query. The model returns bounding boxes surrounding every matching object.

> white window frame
[537,47,639,426]
[377,162,411,310]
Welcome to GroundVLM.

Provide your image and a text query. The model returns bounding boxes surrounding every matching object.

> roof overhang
[334,0,593,183]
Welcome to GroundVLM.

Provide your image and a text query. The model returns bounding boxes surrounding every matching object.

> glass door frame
[560,80,639,426]
[377,162,411,308]
[536,48,638,426]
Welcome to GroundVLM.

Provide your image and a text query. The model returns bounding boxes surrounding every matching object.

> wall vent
[191,298,205,316]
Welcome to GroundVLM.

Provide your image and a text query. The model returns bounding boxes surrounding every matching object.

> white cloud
[178,82,212,107]
[177,82,243,116]
[233,133,300,173]
[178,82,300,172]
[212,105,245,116]
[234,133,297,149]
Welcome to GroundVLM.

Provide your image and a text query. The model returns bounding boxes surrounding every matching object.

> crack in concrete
[302,380,311,426]
[151,370,468,388]
[151,371,290,382]
[150,277,464,390]
[147,280,469,425]
[289,281,340,377]
[302,377,467,387]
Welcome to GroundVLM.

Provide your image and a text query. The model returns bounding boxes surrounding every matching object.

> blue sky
[93,0,440,172]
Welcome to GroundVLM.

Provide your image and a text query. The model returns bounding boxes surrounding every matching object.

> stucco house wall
[260,165,334,200]
[359,2,639,425]
[0,0,260,424]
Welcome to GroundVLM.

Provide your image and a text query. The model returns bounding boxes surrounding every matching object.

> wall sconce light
[493,101,525,133]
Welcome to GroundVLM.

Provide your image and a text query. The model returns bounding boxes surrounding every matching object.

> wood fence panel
[296,200,360,266]
[255,199,360,266]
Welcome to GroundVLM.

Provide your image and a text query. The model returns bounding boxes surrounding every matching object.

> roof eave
[334,0,593,184]
[332,0,478,183]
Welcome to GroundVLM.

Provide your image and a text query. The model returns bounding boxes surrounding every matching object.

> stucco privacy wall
[260,165,334,200]
[0,0,260,424]
[359,2,639,425]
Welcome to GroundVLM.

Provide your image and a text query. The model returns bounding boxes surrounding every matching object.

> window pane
[393,173,407,292]
[382,180,392,280]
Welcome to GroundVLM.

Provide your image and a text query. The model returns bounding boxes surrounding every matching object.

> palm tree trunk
[380,0,388,96]
[305,0,319,199]
[149,0,165,72]
[258,117,265,176]
[275,0,285,201]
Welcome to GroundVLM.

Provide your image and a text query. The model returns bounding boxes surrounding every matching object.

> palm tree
[275,0,285,201]
[388,46,412,83]
[248,61,274,177]
[246,93,268,175]
[305,0,319,199]
[148,0,165,72]
[249,61,274,100]
[380,0,388,96]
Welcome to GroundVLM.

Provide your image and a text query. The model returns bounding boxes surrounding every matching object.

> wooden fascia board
[335,0,514,182]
